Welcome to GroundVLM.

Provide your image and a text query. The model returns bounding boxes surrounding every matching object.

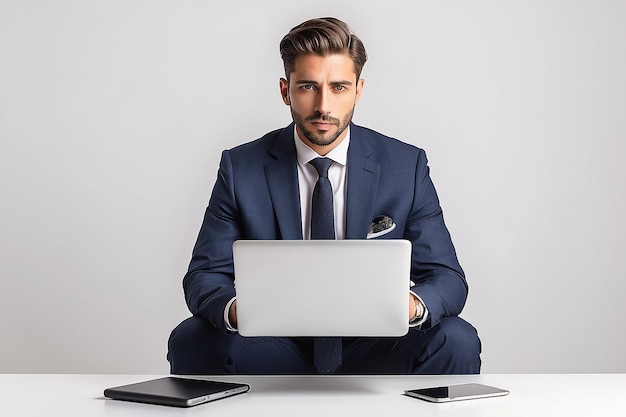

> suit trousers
[167,316,481,375]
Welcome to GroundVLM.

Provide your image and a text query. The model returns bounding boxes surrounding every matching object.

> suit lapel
[264,125,303,239]
[346,125,380,239]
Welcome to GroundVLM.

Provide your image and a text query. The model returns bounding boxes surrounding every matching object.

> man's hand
[409,293,423,322]
[228,300,238,329]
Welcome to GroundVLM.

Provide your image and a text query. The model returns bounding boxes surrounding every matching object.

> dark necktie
[309,157,342,374]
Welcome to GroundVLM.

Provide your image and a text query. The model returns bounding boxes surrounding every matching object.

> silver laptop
[232,239,411,337]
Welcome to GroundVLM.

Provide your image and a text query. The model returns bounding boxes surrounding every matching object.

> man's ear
[355,78,365,105]
[279,78,290,105]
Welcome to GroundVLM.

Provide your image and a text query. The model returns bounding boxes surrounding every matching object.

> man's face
[280,53,364,155]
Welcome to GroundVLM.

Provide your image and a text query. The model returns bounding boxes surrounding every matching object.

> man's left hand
[409,293,423,322]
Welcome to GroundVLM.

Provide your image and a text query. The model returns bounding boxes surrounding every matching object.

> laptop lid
[232,239,411,337]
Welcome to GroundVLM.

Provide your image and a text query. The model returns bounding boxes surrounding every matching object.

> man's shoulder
[228,126,287,153]
[220,125,294,169]
[351,124,424,156]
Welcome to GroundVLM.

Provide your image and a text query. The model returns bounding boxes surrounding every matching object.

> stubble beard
[291,108,354,148]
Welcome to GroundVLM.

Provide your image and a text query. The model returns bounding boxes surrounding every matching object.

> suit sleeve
[406,149,468,329]
[182,150,241,333]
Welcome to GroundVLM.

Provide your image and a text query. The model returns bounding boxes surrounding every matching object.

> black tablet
[104,377,250,407]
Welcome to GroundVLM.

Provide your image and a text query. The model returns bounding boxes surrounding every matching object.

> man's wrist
[224,297,238,332]
[411,297,424,322]
[409,292,428,326]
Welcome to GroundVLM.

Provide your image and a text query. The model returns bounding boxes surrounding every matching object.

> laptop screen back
[233,239,411,337]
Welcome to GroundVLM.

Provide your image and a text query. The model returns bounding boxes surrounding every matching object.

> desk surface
[1,374,624,416]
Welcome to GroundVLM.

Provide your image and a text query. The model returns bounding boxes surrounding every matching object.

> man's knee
[169,317,206,357]
[167,316,232,374]
[438,317,481,356]
[437,317,481,372]
[167,317,315,374]
[413,317,481,374]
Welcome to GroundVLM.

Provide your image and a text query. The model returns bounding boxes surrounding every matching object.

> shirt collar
[294,125,350,168]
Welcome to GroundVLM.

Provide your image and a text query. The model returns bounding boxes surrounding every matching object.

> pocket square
[366,215,396,239]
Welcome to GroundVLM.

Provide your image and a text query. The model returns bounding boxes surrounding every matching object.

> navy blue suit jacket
[183,123,468,333]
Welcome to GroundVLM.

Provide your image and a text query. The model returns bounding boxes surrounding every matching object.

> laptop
[232,239,411,337]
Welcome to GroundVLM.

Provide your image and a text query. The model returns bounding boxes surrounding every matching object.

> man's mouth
[311,120,334,126]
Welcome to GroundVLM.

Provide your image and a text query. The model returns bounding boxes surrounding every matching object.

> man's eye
[302,85,316,91]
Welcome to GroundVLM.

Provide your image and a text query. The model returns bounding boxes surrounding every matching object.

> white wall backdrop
[1,0,625,374]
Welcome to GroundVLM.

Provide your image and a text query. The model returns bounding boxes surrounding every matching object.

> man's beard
[291,108,354,148]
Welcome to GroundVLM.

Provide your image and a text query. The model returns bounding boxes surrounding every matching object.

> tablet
[104,377,250,407]
[404,383,509,402]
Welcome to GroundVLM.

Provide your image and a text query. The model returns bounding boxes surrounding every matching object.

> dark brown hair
[279,17,367,80]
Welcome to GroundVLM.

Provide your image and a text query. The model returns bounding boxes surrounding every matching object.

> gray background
[1,0,625,374]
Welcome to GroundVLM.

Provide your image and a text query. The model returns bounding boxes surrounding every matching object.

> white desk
[1,374,624,416]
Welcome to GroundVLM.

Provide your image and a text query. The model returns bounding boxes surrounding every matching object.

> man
[167,17,481,374]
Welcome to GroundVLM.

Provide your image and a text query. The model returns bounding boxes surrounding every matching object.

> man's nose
[314,89,330,115]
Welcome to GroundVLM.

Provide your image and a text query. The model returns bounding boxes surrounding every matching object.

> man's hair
[279,17,367,80]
